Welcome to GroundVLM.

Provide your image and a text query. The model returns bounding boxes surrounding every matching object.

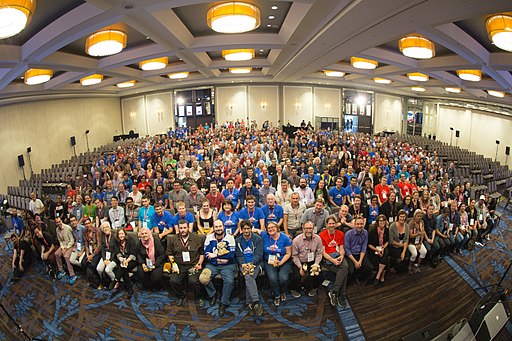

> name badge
[449,223,454,230]
[414,236,420,244]
[307,251,314,262]
[479,214,483,221]
[203,222,210,229]
[89,244,93,254]
[470,218,474,225]
[114,220,120,228]
[226,228,232,235]
[105,251,111,259]
[76,242,82,252]
[444,202,448,208]
[382,192,387,199]
[367,199,371,206]
[268,254,277,265]
[193,206,198,213]
[388,216,393,222]
[143,221,148,228]
[182,251,190,262]
[301,198,307,205]
[146,258,153,268]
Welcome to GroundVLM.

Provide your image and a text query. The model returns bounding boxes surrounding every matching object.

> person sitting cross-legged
[200,219,237,317]
[344,216,373,284]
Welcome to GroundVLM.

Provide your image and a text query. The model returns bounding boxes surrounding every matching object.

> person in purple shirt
[344,216,373,283]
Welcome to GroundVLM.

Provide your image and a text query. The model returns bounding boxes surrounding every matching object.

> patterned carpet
[0,233,345,341]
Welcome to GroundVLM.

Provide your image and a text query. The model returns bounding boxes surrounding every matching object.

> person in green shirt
[83,194,96,223]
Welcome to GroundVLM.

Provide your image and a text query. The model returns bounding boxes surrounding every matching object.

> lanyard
[105,234,111,250]
[180,236,189,250]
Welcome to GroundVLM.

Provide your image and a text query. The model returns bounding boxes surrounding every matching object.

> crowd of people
[8,123,501,317]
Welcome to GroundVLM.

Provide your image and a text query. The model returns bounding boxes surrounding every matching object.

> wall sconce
[295,102,301,109]
[324,103,331,109]
[260,101,267,109]
[228,103,234,110]
[130,111,136,118]
[157,110,163,121]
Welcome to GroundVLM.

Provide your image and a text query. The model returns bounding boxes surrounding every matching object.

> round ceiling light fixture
[207,2,260,34]
[85,29,127,57]
[407,72,429,82]
[373,77,391,84]
[0,0,36,39]
[168,72,189,79]
[399,34,436,59]
[486,14,512,52]
[116,80,136,88]
[324,70,345,77]
[222,49,255,61]
[229,67,252,74]
[24,68,52,85]
[350,57,378,69]
[80,74,103,86]
[457,69,481,82]
[487,90,505,98]
[139,57,168,71]
[445,87,461,93]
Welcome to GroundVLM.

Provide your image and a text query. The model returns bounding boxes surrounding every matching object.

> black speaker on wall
[18,155,25,167]
[506,146,510,156]
[70,136,76,146]
[456,130,460,138]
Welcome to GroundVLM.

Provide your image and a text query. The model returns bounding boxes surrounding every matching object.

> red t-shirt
[206,192,225,211]
[397,181,412,198]
[319,229,344,254]
[374,184,391,203]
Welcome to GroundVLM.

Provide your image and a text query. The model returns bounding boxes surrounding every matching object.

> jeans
[204,263,237,306]
[322,258,349,295]
[263,260,292,298]
[242,265,261,304]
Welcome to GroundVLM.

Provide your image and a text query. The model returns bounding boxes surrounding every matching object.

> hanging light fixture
[407,72,429,82]
[139,57,168,71]
[207,2,260,34]
[0,0,36,39]
[445,87,461,93]
[324,70,345,77]
[222,49,255,61]
[168,72,189,79]
[457,69,481,82]
[350,57,378,69]
[85,29,127,57]
[399,34,436,59]
[24,68,52,85]
[373,77,391,84]
[411,86,426,92]
[80,74,103,86]
[229,67,252,74]
[116,80,136,88]
[486,14,512,52]
[487,90,505,98]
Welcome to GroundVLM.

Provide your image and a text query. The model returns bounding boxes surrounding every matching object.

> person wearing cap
[408,209,427,274]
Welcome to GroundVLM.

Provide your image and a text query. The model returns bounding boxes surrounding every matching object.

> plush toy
[242,263,256,276]
[171,262,180,274]
[310,263,321,276]
[163,262,171,273]
[217,241,229,256]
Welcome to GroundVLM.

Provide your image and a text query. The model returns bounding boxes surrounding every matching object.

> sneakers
[485,235,491,241]
[57,271,66,280]
[197,298,205,308]
[475,241,484,247]
[328,291,337,307]
[280,293,287,302]
[218,303,227,317]
[337,294,347,309]
[176,297,186,307]
[308,288,318,297]
[69,275,77,285]
[291,290,301,298]
[274,297,281,307]
[253,303,263,317]
[209,294,218,307]
[247,304,254,316]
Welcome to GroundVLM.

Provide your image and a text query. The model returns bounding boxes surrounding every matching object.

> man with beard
[200,220,237,317]
[294,178,315,207]
[235,220,263,316]
[167,220,205,307]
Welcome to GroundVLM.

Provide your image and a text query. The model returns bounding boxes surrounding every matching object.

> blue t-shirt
[329,186,345,206]
[151,211,174,232]
[261,204,284,225]
[138,206,155,227]
[154,193,169,207]
[368,205,379,225]
[240,236,256,264]
[171,212,195,227]
[303,174,320,190]
[345,185,361,201]
[239,207,265,229]
[222,188,240,208]
[218,211,240,235]
[12,216,24,234]
[260,231,291,261]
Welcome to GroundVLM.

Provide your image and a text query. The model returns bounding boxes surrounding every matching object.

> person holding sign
[290,221,323,298]
[167,220,205,307]
[137,227,165,289]
[260,221,292,307]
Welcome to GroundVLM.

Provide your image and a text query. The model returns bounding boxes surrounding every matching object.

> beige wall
[313,87,341,119]
[216,86,248,125]
[0,97,122,193]
[374,93,402,132]
[121,92,174,135]
[248,85,279,126]
[283,85,313,126]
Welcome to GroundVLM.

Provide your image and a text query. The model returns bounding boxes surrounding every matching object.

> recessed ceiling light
[267,24,271,27]
[259,49,263,52]
[407,72,429,82]
[206,2,261,34]
[487,90,505,98]
[445,87,461,93]
[268,15,275,19]
[374,77,391,84]
[271,6,278,10]
[399,34,435,59]
[324,70,345,77]
[457,69,481,82]
[411,86,426,92]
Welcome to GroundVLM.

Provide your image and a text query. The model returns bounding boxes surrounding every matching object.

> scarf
[140,227,155,263]
[377,227,384,246]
